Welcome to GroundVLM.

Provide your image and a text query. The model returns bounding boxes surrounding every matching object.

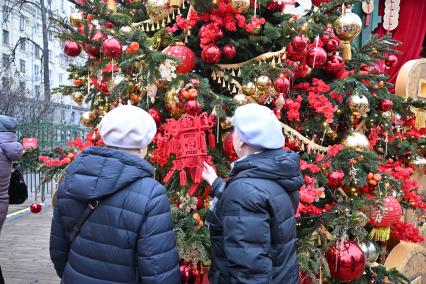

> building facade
[0,0,86,126]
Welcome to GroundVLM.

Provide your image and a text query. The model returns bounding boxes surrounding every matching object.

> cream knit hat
[99,105,157,149]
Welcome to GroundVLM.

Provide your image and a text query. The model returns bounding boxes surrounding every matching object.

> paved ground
[0,202,59,284]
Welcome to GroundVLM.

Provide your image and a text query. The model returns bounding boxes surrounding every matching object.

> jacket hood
[63,146,154,201]
[231,149,303,194]
[0,115,17,132]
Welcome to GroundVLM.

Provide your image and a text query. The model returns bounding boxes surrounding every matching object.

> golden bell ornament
[80,111,93,128]
[220,117,233,130]
[165,87,184,117]
[146,0,170,21]
[119,26,132,34]
[231,0,250,14]
[255,75,271,91]
[333,8,362,61]
[70,12,84,28]
[347,94,369,116]
[242,82,257,96]
[342,131,370,151]
[233,93,248,105]
[72,92,84,106]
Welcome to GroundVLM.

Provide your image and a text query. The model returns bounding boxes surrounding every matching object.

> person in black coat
[202,104,303,284]
[49,105,180,283]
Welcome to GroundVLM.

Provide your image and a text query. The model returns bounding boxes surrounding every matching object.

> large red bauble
[201,44,222,64]
[84,30,107,57]
[323,55,344,76]
[327,170,345,189]
[30,202,43,214]
[185,100,202,116]
[286,44,306,62]
[291,35,309,51]
[64,41,82,57]
[324,38,340,53]
[325,241,366,282]
[163,44,196,74]
[306,47,327,68]
[222,44,237,60]
[312,0,330,6]
[368,196,402,228]
[293,63,311,78]
[148,108,162,125]
[223,131,238,162]
[384,54,398,68]
[380,99,393,111]
[273,77,290,93]
[102,38,122,59]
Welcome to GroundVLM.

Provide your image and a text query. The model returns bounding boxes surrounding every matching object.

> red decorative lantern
[163,44,196,74]
[161,113,217,195]
[64,41,82,57]
[30,202,43,214]
[325,240,366,282]
[223,131,238,162]
[102,38,122,59]
[367,196,402,241]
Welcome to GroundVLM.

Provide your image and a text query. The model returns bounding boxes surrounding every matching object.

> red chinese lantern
[325,240,366,282]
[163,43,196,74]
[368,196,402,241]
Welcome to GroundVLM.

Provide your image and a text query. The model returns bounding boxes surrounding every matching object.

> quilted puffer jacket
[49,146,180,283]
[207,149,303,284]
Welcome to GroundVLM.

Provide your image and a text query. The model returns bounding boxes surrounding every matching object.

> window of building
[20,39,25,51]
[71,112,75,124]
[19,16,25,31]
[37,24,41,34]
[61,0,65,12]
[34,45,40,57]
[2,54,9,65]
[2,6,8,21]
[59,56,64,65]
[49,69,52,80]
[19,81,25,91]
[61,110,65,122]
[34,64,40,78]
[20,59,25,73]
[48,31,53,41]
[48,50,52,60]
[35,85,40,97]
[2,30,9,44]
[59,73,63,83]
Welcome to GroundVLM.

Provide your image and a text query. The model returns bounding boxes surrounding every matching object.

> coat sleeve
[49,205,70,278]
[137,183,180,284]
[222,182,272,284]
[0,141,22,161]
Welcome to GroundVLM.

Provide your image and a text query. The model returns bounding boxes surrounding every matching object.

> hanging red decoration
[84,30,107,57]
[325,240,366,282]
[223,131,238,162]
[286,44,307,62]
[273,77,290,93]
[77,23,94,35]
[266,1,284,14]
[222,44,237,60]
[324,38,340,53]
[163,44,196,74]
[384,54,398,68]
[368,196,403,241]
[148,108,162,125]
[30,202,43,214]
[291,35,309,51]
[201,44,222,64]
[160,113,217,195]
[323,55,344,76]
[102,38,122,59]
[306,47,327,68]
[64,41,82,57]
[312,0,330,6]
[327,170,345,189]
[380,99,393,111]
[185,100,202,116]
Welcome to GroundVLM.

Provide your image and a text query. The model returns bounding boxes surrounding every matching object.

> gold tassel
[271,57,276,67]
[342,42,352,61]
[232,85,237,93]
[217,77,221,84]
[161,20,166,27]
[167,15,171,23]
[369,227,391,242]
[231,69,236,76]
[156,22,160,30]
[237,68,241,77]
[107,0,116,12]
[222,80,226,87]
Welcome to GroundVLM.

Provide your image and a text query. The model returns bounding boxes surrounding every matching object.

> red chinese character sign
[157,112,216,196]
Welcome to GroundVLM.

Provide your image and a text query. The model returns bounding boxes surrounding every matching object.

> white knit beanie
[232,104,284,149]
[99,105,157,149]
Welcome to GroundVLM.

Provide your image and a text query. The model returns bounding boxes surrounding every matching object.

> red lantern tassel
[195,167,202,183]
[209,131,216,149]
[180,170,187,187]
[188,183,199,196]
[163,167,176,184]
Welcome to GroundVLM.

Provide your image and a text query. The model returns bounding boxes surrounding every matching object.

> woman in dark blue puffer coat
[50,105,180,284]
[202,104,303,284]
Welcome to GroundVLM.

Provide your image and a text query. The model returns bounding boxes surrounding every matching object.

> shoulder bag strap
[69,199,99,243]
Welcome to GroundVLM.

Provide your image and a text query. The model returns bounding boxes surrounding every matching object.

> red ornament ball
[306,47,327,68]
[324,38,340,53]
[163,44,196,74]
[77,23,94,35]
[274,77,290,93]
[291,35,309,51]
[312,0,330,6]
[84,31,107,57]
[64,41,82,57]
[102,38,122,59]
[30,202,43,214]
[148,108,162,125]
[223,131,238,162]
[293,63,311,78]
[385,54,398,68]
[185,100,202,116]
[222,44,237,60]
[325,241,366,282]
[368,196,402,228]
[323,55,344,76]
[201,44,222,64]
[266,1,284,14]
[286,44,306,62]
[327,170,345,189]
[380,99,393,111]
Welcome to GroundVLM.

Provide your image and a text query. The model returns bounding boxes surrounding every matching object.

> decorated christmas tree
[27,0,426,282]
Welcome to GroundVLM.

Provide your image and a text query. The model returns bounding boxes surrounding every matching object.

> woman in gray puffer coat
[0,115,23,234]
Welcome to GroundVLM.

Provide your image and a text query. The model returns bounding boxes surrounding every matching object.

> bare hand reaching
[202,162,218,186]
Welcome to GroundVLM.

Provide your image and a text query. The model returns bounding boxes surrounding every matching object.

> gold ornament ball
[146,0,170,21]
[342,131,370,151]
[242,82,257,96]
[255,75,271,91]
[233,93,248,105]
[119,26,132,33]
[252,89,268,104]
[382,111,394,120]
[155,79,169,89]
[248,25,262,35]
[347,94,369,116]
[333,10,362,42]
[70,13,84,28]
[72,92,84,106]
[220,117,233,130]
[165,87,184,117]
[326,127,338,141]
[230,0,250,14]
[80,111,93,128]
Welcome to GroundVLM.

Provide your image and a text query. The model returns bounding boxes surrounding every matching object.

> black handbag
[8,168,28,204]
